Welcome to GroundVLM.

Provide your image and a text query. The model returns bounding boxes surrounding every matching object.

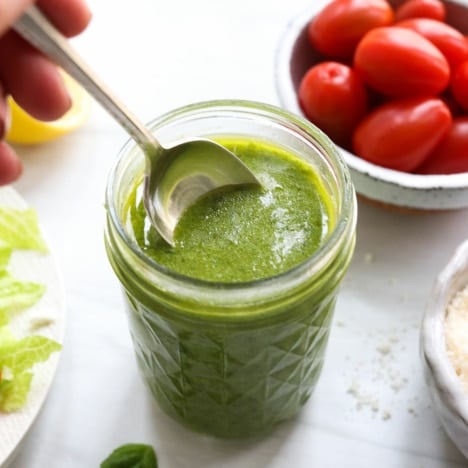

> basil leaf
[100,443,158,468]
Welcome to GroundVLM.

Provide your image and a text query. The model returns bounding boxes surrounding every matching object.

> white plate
[0,187,65,468]
[274,0,468,210]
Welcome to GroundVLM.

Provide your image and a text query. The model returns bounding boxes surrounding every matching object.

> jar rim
[105,100,356,304]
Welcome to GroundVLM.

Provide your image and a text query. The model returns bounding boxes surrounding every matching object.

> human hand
[0,0,91,184]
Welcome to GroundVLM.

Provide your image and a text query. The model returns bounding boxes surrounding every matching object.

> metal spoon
[13,6,260,246]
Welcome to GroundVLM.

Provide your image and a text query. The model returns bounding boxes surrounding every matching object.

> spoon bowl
[14,6,260,245]
[144,137,261,244]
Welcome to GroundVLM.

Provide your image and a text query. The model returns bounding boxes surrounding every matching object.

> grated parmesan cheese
[445,284,468,392]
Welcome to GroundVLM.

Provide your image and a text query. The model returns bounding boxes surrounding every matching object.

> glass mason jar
[104,100,357,439]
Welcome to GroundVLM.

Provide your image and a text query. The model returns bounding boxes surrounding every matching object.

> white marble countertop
[8,0,468,466]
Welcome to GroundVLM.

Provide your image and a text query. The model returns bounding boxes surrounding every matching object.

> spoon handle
[13,6,162,154]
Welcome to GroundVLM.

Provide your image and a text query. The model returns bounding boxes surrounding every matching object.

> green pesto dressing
[126,138,333,282]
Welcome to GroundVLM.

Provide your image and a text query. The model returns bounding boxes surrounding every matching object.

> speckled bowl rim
[274,2,468,210]
[421,239,468,458]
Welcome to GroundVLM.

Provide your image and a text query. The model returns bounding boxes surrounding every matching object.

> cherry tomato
[397,18,468,70]
[451,60,468,112]
[352,98,452,172]
[440,92,464,117]
[354,26,450,98]
[416,117,468,174]
[308,0,394,59]
[298,61,369,146]
[395,0,446,21]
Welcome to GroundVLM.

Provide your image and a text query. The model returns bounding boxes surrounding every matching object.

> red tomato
[354,26,450,98]
[397,18,468,70]
[352,98,452,172]
[416,117,468,174]
[308,0,394,59]
[451,60,468,112]
[440,92,464,116]
[395,0,446,21]
[298,61,369,146]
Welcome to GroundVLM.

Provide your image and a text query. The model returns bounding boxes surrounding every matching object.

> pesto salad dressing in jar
[105,101,357,439]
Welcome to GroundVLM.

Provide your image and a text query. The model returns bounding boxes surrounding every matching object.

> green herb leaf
[100,444,158,468]
[0,207,48,252]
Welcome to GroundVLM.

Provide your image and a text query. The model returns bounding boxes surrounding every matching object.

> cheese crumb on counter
[445,284,468,393]
[347,380,380,412]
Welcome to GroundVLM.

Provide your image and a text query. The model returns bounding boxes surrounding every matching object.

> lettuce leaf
[0,240,11,269]
[0,271,45,314]
[0,371,33,412]
[0,204,59,413]
[0,207,48,252]
[0,326,15,347]
[0,330,61,412]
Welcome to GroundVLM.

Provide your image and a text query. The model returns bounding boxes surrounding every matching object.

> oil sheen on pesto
[126,138,332,283]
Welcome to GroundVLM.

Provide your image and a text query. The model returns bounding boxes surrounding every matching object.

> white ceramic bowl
[274,0,468,210]
[421,239,468,459]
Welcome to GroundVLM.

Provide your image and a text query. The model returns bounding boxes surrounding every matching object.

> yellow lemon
[6,72,91,145]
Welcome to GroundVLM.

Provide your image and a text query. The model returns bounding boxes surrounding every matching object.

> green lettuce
[0,271,45,315]
[0,205,60,413]
[0,241,11,269]
[0,207,48,252]
[0,328,61,412]
[0,272,45,327]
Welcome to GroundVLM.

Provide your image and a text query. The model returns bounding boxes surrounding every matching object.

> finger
[0,82,9,139]
[0,85,21,186]
[0,0,34,36]
[37,0,92,37]
[0,142,22,186]
[0,32,71,121]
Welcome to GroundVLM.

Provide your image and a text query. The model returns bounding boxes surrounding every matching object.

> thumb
[0,0,35,36]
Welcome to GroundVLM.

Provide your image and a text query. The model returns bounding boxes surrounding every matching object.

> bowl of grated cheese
[421,239,468,459]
